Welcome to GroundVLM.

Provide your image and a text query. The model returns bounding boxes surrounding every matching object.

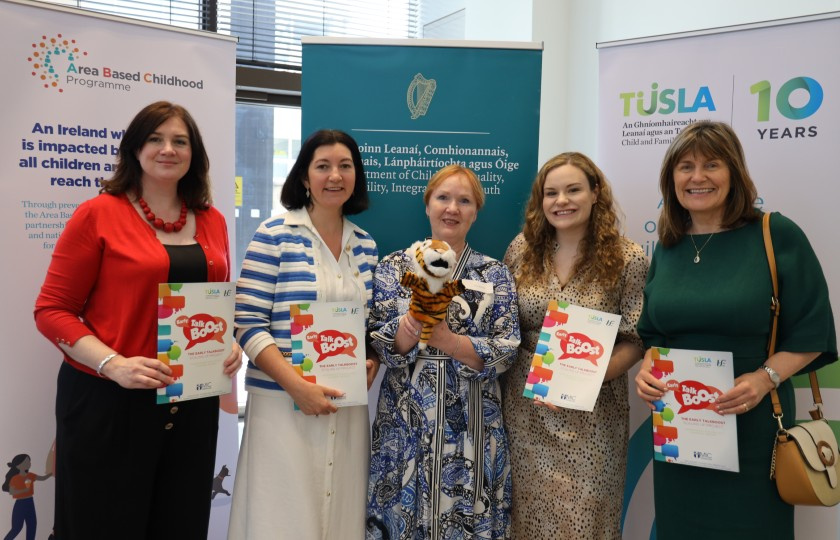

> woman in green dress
[635,120,836,539]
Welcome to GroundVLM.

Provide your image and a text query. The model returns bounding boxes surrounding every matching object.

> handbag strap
[763,213,823,423]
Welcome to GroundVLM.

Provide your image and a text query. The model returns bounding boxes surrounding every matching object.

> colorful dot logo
[28,33,88,93]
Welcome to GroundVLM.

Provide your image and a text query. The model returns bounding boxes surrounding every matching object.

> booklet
[649,347,738,472]
[522,300,621,411]
[156,282,234,404]
[290,301,368,408]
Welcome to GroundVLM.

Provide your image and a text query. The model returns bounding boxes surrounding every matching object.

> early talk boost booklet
[649,347,738,472]
[290,301,368,408]
[156,282,234,404]
[522,300,621,411]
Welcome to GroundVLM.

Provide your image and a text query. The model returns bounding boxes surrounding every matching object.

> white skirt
[227,390,370,540]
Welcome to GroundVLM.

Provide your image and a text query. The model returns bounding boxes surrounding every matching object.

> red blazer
[35,193,231,376]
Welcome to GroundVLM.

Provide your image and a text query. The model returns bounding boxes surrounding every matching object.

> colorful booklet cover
[649,347,738,472]
[290,301,368,408]
[522,300,621,412]
[156,282,234,404]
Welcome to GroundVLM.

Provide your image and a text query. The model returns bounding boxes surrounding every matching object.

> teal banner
[302,39,542,260]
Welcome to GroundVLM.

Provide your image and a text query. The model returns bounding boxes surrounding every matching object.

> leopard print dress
[501,233,648,539]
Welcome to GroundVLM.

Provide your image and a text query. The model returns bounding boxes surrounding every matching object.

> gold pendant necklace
[688,233,715,264]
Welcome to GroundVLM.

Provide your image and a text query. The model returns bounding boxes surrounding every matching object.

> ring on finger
[742,403,748,412]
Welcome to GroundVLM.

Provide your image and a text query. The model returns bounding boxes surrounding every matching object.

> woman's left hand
[715,370,775,415]
[223,343,244,378]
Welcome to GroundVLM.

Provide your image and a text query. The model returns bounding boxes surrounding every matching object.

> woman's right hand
[100,355,175,390]
[286,379,343,416]
[394,314,421,355]
[634,347,666,410]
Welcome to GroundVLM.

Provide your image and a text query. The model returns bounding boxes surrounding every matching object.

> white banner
[0,1,236,537]
[598,13,840,539]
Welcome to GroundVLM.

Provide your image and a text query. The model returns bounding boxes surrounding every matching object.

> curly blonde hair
[517,152,625,290]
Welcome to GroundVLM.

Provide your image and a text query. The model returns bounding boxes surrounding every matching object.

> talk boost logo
[28,33,88,93]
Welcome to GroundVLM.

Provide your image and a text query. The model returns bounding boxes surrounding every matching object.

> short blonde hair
[423,164,485,210]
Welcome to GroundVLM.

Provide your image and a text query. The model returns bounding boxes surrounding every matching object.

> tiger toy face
[411,239,457,280]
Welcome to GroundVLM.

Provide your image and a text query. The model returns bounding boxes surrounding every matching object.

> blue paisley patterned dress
[366,244,521,540]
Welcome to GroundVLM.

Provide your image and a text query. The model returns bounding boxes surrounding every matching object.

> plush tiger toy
[401,239,465,350]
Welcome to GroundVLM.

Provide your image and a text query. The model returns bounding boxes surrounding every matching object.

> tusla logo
[407,73,436,120]
[28,33,88,93]
[620,83,716,117]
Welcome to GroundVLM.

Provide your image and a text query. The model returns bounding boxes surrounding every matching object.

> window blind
[46,0,420,71]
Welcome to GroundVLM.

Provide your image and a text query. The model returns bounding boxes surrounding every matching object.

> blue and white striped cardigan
[234,208,378,394]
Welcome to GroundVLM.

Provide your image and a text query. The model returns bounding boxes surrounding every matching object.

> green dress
[637,212,836,540]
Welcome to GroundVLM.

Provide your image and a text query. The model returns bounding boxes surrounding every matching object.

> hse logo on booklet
[156,282,234,403]
[649,347,738,472]
[290,301,368,408]
[522,300,621,412]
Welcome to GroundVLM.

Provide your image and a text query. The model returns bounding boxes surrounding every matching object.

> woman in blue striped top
[228,130,379,540]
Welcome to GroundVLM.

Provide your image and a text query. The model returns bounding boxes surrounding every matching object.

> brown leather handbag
[764,213,840,506]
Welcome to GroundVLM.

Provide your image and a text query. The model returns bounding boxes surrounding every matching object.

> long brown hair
[517,152,624,289]
[99,101,212,209]
[658,121,759,246]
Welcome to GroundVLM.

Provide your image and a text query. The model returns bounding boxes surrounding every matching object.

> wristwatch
[762,365,781,389]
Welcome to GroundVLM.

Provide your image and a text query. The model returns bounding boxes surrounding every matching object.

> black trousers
[54,362,219,540]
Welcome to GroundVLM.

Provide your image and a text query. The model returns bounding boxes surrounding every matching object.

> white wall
[464,0,533,41]
[465,0,840,164]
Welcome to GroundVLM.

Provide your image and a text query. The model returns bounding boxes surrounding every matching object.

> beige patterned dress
[501,233,648,539]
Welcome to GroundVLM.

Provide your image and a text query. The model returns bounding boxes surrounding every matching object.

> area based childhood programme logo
[26,32,205,94]
[28,33,88,93]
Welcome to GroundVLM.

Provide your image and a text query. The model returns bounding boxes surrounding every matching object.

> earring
[305,188,310,199]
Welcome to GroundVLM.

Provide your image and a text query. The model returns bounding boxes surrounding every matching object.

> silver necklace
[688,233,715,264]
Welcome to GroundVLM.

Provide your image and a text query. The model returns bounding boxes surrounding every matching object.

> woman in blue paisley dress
[366,165,521,540]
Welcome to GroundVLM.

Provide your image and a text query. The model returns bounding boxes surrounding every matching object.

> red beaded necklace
[139,197,188,233]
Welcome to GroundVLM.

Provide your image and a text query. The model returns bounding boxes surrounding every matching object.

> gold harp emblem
[407,73,437,120]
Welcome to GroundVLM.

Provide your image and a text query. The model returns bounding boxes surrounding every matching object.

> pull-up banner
[598,13,840,539]
[301,37,542,261]
[0,1,236,537]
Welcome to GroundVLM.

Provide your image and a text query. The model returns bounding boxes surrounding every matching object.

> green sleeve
[771,212,838,373]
